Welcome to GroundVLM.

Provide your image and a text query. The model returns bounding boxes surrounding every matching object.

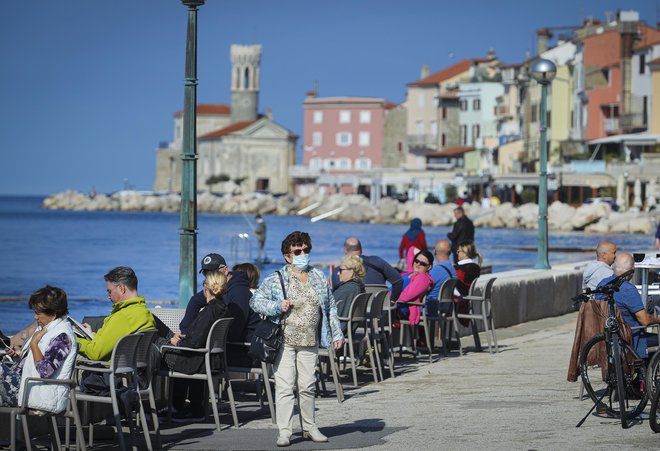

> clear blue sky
[1,0,657,195]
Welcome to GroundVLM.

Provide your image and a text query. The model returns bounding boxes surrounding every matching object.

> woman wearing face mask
[250,231,344,448]
[0,285,77,412]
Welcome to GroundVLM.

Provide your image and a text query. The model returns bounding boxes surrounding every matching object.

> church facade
[153,44,298,194]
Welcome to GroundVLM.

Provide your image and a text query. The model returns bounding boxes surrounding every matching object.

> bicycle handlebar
[571,268,635,308]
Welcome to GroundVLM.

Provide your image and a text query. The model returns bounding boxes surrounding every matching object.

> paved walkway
[160,312,660,450]
[12,312,660,450]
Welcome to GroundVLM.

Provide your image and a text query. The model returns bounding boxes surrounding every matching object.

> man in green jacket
[77,266,156,361]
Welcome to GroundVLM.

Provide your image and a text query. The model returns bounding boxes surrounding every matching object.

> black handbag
[249,271,286,364]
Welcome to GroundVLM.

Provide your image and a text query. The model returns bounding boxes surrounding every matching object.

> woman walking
[399,218,428,263]
[250,231,344,447]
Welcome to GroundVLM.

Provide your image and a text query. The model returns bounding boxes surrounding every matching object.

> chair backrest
[110,333,142,374]
[150,307,185,333]
[135,330,159,388]
[364,284,388,296]
[368,290,389,320]
[467,277,480,297]
[348,292,372,323]
[208,318,234,355]
[482,277,497,300]
[438,278,459,303]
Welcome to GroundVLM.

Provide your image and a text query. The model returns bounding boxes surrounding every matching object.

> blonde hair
[204,271,228,299]
[340,255,366,280]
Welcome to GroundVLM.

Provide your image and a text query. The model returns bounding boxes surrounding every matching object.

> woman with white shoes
[250,231,344,447]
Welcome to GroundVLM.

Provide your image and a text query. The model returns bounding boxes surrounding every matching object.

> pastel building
[299,94,397,194]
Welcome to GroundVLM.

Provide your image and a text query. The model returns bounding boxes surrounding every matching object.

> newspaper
[68,316,95,340]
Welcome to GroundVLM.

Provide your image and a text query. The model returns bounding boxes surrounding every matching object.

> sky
[1,0,658,195]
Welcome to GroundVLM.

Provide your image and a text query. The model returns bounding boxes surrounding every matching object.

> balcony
[494,104,512,119]
[407,134,438,151]
[289,165,321,179]
[603,117,619,133]
[619,112,646,132]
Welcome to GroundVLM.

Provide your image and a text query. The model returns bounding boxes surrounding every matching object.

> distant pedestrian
[399,218,428,263]
[655,222,660,250]
[447,206,475,263]
[254,214,267,261]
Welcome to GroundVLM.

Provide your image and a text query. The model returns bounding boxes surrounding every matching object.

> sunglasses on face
[413,259,430,267]
[289,248,310,256]
[337,267,352,273]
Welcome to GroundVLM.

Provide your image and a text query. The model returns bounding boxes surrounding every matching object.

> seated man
[597,253,660,359]
[427,239,457,315]
[77,266,156,361]
[583,240,616,290]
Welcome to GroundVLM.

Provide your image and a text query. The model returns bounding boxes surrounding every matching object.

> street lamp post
[179,0,204,306]
[530,59,556,270]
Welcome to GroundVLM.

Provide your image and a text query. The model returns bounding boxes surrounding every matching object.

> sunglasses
[413,259,430,267]
[337,267,352,273]
[289,248,310,256]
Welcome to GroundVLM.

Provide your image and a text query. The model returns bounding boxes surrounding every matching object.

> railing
[603,117,619,132]
[426,162,455,171]
[619,113,645,131]
[289,165,321,178]
[407,134,438,150]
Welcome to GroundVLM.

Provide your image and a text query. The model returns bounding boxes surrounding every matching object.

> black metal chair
[338,292,378,387]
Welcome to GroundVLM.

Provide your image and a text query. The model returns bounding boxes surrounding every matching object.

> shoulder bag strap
[276,270,287,299]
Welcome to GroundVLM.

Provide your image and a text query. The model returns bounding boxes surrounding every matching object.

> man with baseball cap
[179,253,228,334]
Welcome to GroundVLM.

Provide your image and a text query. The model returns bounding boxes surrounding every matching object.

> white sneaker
[276,435,290,447]
[303,428,328,442]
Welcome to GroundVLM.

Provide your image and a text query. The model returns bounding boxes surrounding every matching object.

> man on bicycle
[597,253,660,358]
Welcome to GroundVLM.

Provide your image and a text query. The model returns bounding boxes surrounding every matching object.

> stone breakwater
[43,190,659,233]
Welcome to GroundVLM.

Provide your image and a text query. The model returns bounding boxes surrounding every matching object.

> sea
[0,195,656,334]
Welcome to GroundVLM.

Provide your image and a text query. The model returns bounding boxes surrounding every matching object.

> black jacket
[331,255,403,301]
[167,298,228,375]
[447,216,475,255]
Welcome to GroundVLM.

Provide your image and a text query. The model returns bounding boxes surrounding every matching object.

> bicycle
[573,268,647,429]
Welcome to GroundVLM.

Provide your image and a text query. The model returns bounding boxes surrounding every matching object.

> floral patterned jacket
[250,265,344,348]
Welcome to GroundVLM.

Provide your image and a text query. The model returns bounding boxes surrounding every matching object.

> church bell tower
[230,44,261,123]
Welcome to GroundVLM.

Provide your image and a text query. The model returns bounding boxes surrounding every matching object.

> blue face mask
[292,253,311,270]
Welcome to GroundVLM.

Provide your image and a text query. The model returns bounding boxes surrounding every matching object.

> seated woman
[332,255,366,333]
[161,271,229,421]
[0,286,77,413]
[454,240,481,296]
[396,250,435,326]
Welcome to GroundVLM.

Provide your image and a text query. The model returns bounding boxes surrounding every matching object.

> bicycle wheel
[611,336,629,428]
[650,375,660,432]
[646,350,660,401]
[579,333,648,421]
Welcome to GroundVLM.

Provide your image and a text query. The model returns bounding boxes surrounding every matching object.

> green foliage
[520,189,537,204]
[445,184,458,203]
[233,176,248,186]
[205,174,230,191]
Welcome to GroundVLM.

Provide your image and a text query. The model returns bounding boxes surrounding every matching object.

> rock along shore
[42,190,659,234]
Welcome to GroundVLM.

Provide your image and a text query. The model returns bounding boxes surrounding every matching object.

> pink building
[302,94,395,179]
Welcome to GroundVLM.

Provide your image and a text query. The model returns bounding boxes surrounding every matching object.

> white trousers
[273,344,318,437]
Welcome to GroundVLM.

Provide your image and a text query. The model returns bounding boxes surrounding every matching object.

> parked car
[583,197,619,211]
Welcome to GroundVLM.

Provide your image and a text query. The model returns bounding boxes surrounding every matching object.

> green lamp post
[179,0,204,306]
[531,58,556,270]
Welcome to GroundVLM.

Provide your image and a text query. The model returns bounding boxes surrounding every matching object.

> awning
[587,132,660,146]
[495,172,615,188]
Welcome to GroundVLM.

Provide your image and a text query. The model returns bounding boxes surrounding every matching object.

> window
[442,107,447,119]
[472,124,480,143]
[355,157,372,169]
[602,68,610,85]
[415,120,424,136]
[313,111,323,124]
[531,103,538,123]
[460,99,468,111]
[359,111,371,123]
[640,54,646,75]
[417,93,425,108]
[338,158,351,169]
[175,124,182,141]
[358,132,370,146]
[339,111,351,123]
[336,132,352,146]
[473,99,481,111]
[430,121,438,138]
[460,125,467,145]
[309,158,322,169]
[312,132,322,146]
[441,133,447,147]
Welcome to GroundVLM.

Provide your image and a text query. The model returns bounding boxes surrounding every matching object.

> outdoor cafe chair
[149,307,185,334]
[459,277,499,354]
[435,278,459,356]
[396,294,434,364]
[160,317,238,431]
[317,345,345,403]
[368,289,395,380]
[338,292,379,387]
[134,329,162,448]
[75,333,152,451]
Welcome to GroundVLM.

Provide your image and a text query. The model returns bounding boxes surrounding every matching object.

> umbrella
[647,178,657,210]
[616,174,626,211]
[633,178,643,209]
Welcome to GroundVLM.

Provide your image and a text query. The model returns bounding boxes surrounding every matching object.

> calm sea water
[0,195,655,334]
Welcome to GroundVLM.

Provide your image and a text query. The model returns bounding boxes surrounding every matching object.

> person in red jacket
[399,218,427,263]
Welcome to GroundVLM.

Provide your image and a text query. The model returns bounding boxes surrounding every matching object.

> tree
[206,174,230,192]
[233,176,247,187]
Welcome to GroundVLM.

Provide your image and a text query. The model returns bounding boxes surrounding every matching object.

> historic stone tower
[230,44,261,123]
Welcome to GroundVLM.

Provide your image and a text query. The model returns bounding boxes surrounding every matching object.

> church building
[153,45,298,194]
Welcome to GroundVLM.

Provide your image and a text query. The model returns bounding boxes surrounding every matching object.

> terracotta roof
[304,96,390,105]
[384,101,398,109]
[198,121,255,140]
[174,104,231,117]
[407,58,492,86]
[635,24,660,50]
[426,146,476,157]
[648,57,660,66]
